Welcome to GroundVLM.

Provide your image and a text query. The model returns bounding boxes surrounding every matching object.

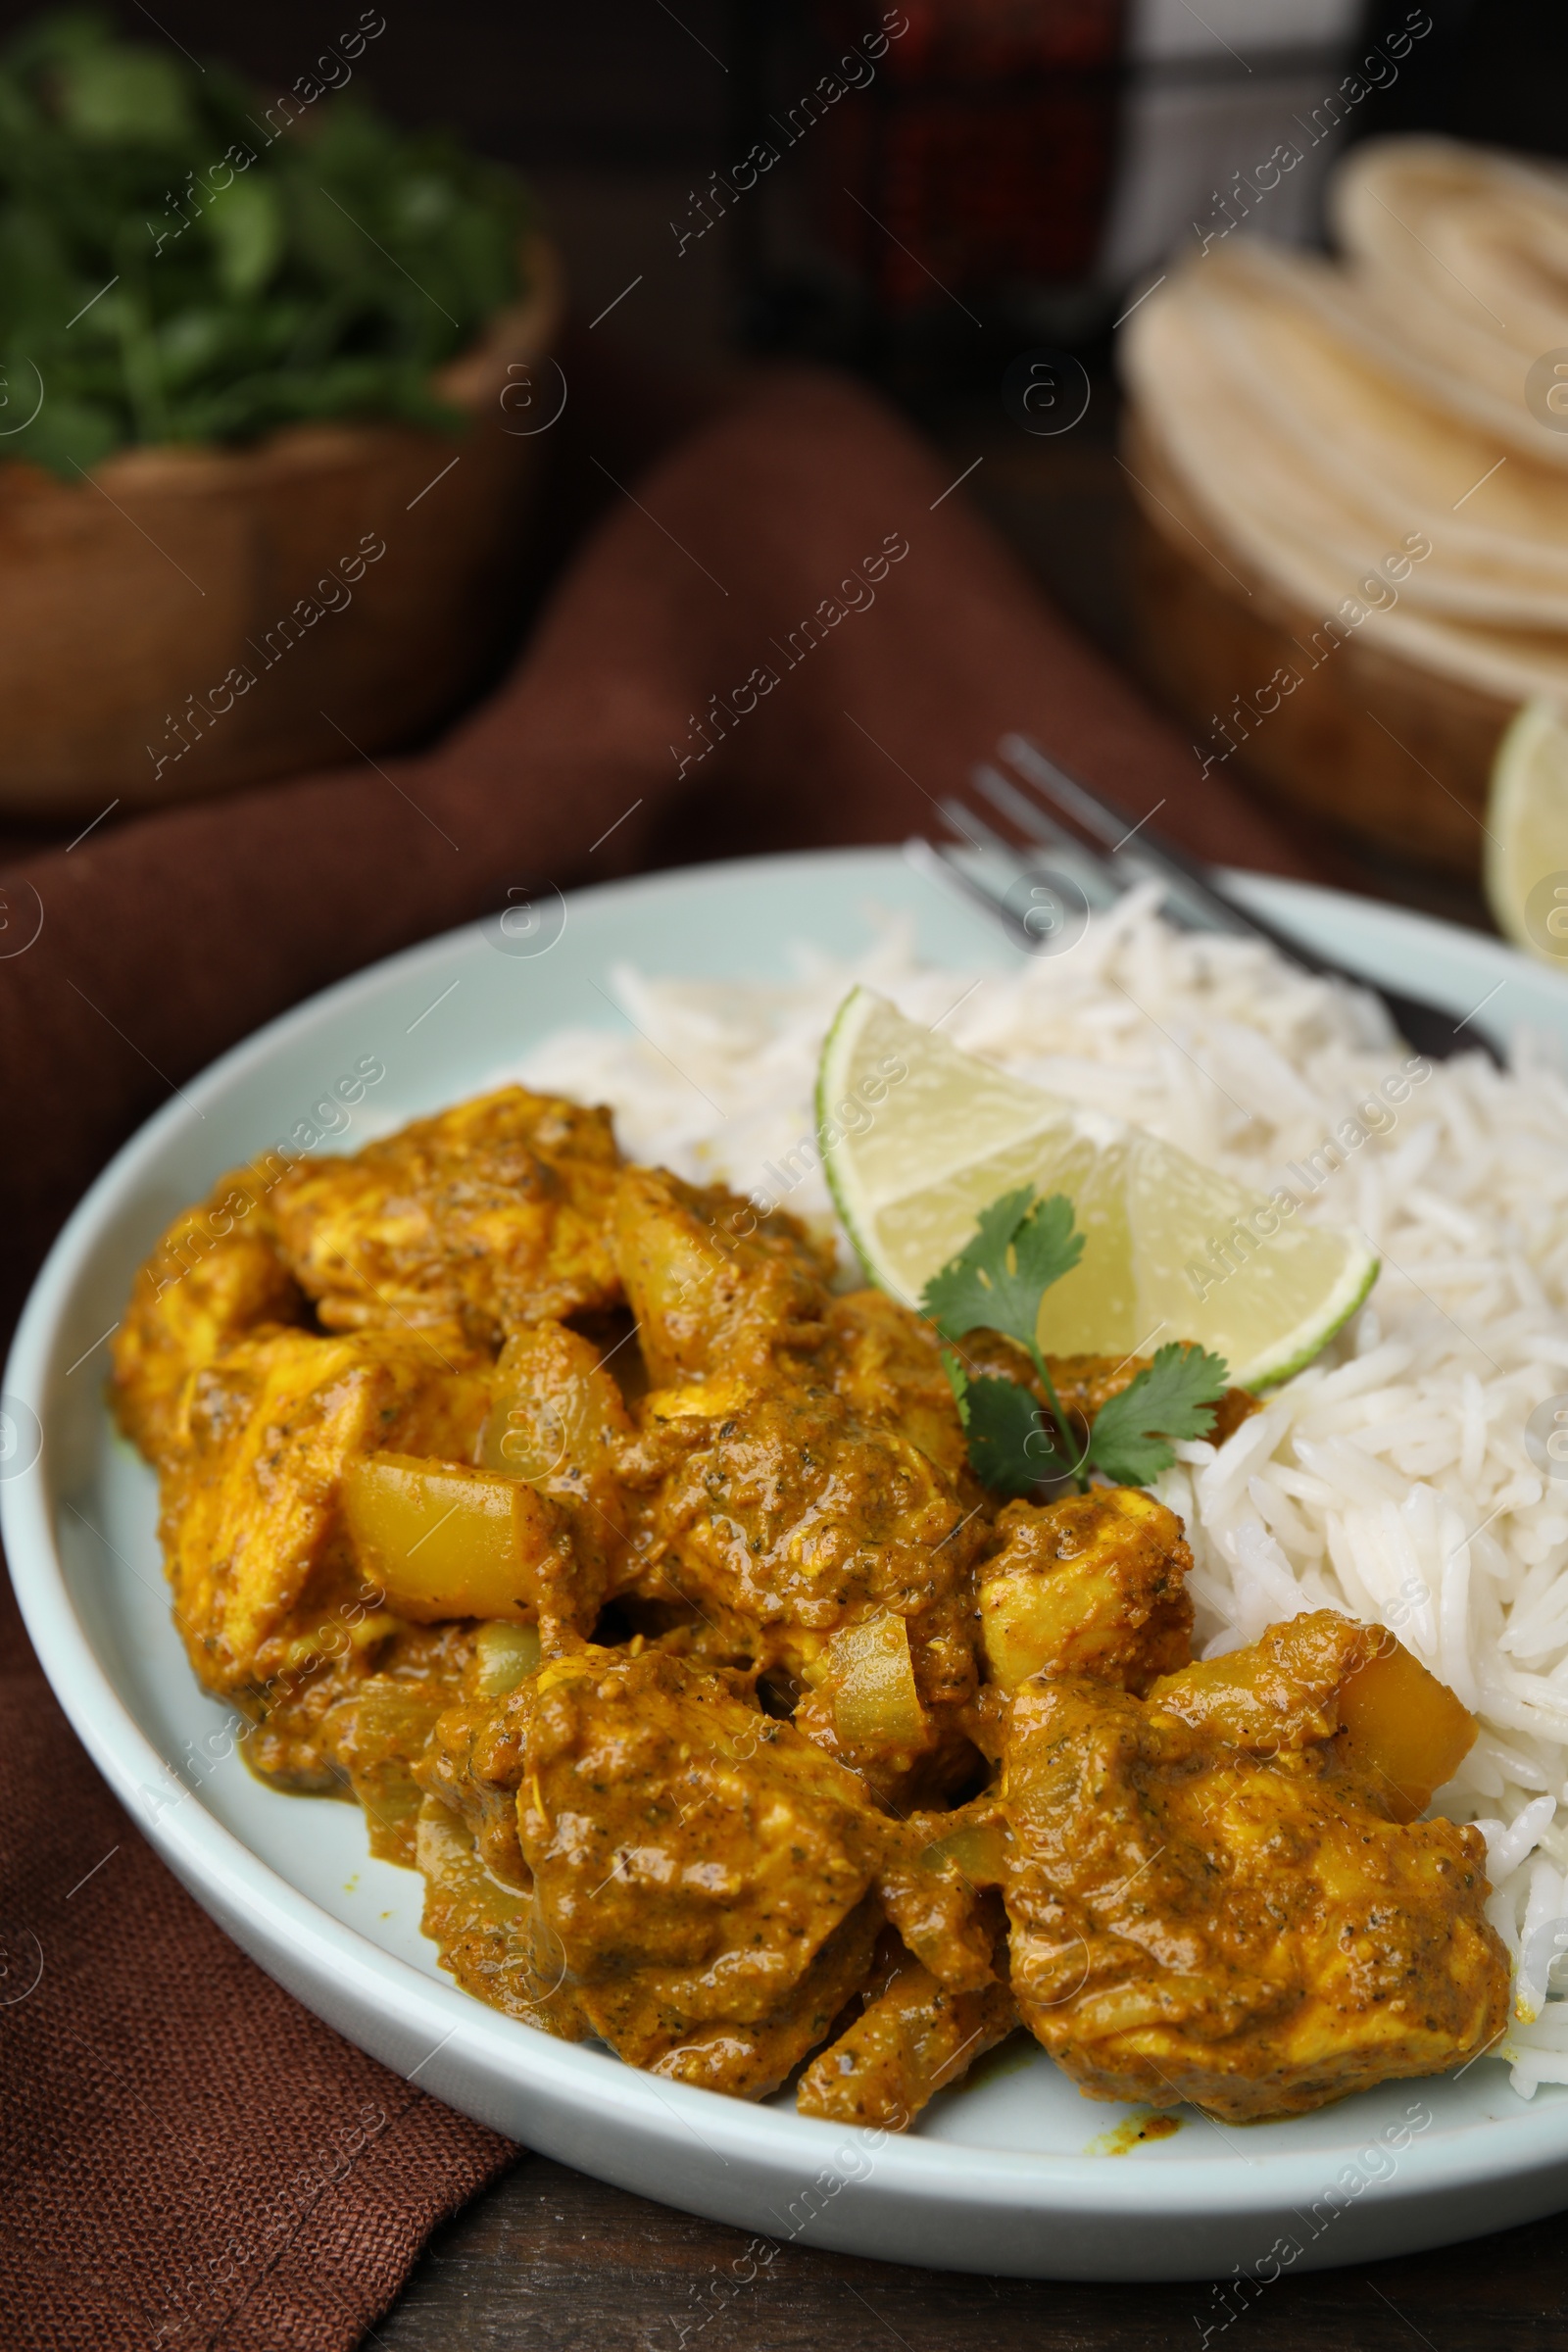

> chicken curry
[113,1084,1508,2129]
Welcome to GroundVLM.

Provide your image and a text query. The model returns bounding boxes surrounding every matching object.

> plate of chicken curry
[9,847,1568,2280]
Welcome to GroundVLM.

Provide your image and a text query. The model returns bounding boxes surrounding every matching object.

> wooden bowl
[0,236,564,817]
[1123,413,1512,881]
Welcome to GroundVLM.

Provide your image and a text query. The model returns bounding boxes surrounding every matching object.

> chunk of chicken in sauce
[979,1489,1195,1695]
[610,1163,835,1386]
[410,1621,581,2030]
[269,1086,623,1348]
[797,1929,1017,2131]
[159,1325,495,1783]
[512,1646,887,2093]
[1000,1614,1508,2123]
[416,1791,587,2035]
[110,1168,307,1465]
[612,1168,987,1800]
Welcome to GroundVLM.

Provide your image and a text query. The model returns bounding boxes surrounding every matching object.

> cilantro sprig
[920,1188,1230,1494]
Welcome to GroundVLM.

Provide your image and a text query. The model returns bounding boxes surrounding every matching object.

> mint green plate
[6,848,1566,2279]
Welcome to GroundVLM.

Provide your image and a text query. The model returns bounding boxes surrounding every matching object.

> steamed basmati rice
[500,883,1568,2096]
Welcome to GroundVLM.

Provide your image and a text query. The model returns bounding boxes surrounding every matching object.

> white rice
[500,885,1568,2094]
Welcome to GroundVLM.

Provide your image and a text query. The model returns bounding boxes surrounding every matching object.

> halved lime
[817,988,1378,1391]
[1485,697,1568,964]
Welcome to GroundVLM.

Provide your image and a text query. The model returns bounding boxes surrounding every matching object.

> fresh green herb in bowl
[0,9,531,474]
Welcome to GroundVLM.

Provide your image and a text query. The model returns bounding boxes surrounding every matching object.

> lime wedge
[817,989,1378,1391]
[1485,698,1568,965]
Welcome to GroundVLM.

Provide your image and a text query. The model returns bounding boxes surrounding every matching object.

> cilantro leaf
[944,1353,1069,1497]
[929,1194,1229,1496]
[920,1189,1083,1353]
[927,1192,1087,1492]
[1086,1344,1231,1487]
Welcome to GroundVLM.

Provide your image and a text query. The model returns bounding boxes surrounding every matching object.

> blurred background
[1,0,1564,921]
[14,0,1545,378]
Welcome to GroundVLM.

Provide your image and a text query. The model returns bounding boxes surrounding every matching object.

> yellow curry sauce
[112,1085,1508,2128]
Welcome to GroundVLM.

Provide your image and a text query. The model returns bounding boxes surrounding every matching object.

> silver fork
[907,733,1498,1065]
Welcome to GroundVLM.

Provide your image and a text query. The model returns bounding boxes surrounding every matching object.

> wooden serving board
[1123,412,1510,881]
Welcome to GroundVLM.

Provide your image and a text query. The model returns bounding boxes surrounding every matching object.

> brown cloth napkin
[0,361,1324,2351]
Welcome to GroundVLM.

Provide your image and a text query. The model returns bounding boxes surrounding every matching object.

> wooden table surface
[368,2149,1568,2349]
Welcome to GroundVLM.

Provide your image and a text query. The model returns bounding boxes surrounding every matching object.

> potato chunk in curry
[342,1451,571,1628]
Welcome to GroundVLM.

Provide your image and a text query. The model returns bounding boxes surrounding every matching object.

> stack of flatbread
[1122,137,1568,714]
